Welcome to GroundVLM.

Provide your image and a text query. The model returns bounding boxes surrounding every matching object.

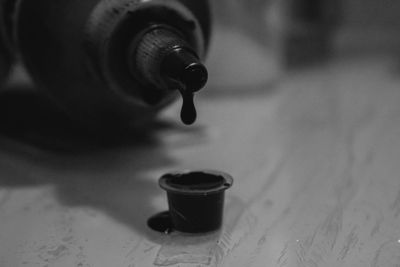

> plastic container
[159,170,233,233]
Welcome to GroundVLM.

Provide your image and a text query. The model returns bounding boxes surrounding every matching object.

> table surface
[1,52,400,267]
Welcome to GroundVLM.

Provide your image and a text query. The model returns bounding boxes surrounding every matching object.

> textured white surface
[1,54,400,267]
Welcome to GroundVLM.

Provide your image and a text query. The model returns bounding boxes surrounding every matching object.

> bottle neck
[129,25,207,92]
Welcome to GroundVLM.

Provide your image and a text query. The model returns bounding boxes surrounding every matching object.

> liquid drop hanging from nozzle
[132,26,208,125]
[161,47,208,125]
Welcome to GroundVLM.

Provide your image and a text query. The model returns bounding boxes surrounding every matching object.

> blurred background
[206,0,400,88]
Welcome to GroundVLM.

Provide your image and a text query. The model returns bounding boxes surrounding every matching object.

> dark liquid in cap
[165,172,226,191]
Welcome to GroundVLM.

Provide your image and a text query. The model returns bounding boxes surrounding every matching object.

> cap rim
[159,170,233,195]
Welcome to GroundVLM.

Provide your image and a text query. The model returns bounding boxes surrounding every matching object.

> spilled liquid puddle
[147,211,174,234]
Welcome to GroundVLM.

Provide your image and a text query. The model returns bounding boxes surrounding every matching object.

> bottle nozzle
[161,47,208,125]
[131,26,208,125]
[160,47,208,93]
[160,47,208,125]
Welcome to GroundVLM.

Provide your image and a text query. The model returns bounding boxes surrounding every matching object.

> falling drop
[179,88,197,125]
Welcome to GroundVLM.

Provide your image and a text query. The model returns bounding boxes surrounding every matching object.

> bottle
[15,0,211,130]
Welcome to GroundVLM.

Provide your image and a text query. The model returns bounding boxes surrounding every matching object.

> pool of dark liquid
[147,211,174,234]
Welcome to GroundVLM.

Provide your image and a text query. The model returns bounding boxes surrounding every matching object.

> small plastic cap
[159,170,233,233]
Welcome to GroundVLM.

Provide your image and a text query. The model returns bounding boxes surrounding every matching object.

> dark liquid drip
[147,211,174,234]
[179,88,197,125]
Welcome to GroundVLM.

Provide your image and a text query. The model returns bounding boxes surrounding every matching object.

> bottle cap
[158,170,233,233]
